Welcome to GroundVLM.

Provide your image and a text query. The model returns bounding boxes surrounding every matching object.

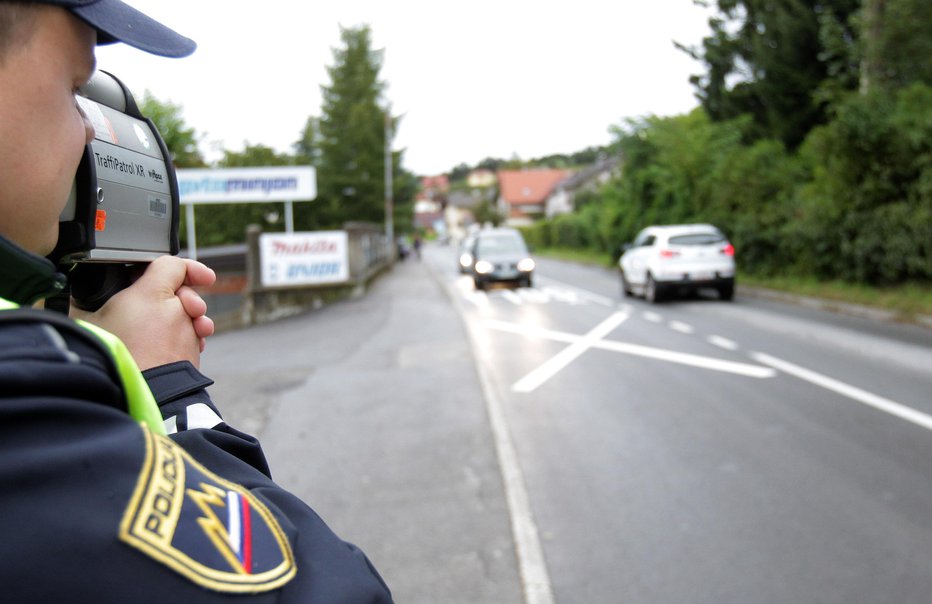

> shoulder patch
[119,425,296,593]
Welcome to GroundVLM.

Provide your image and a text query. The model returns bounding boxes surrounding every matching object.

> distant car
[457,235,477,274]
[469,228,535,290]
[618,224,735,303]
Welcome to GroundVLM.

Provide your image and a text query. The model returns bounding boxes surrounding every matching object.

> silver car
[619,224,735,303]
[469,228,535,290]
[457,235,477,274]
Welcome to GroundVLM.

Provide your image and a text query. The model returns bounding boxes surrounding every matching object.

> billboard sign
[259,231,349,287]
[177,166,316,204]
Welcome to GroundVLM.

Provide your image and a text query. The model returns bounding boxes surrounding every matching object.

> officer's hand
[74,256,216,370]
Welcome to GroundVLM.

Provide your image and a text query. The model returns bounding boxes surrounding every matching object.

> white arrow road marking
[752,352,932,431]
[486,314,777,393]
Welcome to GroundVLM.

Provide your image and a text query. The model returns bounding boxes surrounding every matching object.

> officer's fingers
[182,259,216,289]
[176,285,207,319]
[135,256,189,296]
[192,314,215,341]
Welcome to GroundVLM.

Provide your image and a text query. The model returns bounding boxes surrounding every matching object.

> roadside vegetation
[518,0,930,318]
[137,1,929,321]
[533,245,932,321]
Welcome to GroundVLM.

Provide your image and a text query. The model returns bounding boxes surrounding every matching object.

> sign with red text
[259,231,349,287]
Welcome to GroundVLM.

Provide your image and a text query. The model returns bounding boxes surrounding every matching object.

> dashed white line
[752,352,932,431]
[708,335,739,351]
[669,320,694,334]
[643,311,663,323]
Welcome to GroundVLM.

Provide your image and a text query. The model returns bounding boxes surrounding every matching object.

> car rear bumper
[656,273,734,288]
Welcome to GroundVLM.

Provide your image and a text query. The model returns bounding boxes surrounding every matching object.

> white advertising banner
[177,166,316,204]
[260,231,349,287]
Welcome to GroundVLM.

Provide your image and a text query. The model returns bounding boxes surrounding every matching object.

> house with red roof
[497,168,572,226]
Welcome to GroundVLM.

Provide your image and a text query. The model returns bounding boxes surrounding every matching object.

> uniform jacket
[0,235,392,603]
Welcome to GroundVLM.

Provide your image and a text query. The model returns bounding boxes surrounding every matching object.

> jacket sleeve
[0,316,391,603]
[143,361,393,603]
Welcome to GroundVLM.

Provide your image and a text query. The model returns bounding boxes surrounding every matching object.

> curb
[737,285,932,330]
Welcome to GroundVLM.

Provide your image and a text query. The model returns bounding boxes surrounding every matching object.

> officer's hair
[0,2,39,63]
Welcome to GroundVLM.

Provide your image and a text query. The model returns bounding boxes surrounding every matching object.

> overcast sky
[97,1,714,176]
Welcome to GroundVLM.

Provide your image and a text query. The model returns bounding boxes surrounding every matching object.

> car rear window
[669,233,725,246]
[478,235,527,254]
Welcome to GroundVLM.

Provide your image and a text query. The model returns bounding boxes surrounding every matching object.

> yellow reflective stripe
[75,320,167,436]
[0,297,165,436]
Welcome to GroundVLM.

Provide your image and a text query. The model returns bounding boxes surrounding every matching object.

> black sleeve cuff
[142,361,214,404]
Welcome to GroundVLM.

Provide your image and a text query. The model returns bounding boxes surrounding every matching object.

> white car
[618,224,735,303]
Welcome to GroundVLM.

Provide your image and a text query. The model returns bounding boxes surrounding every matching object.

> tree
[680,0,861,148]
[138,92,205,168]
[315,25,393,228]
[186,144,298,247]
[860,0,932,93]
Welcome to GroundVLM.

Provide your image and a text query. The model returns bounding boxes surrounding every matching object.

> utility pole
[384,105,394,249]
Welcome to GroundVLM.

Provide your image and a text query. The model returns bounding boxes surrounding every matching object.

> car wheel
[718,281,735,301]
[474,278,485,291]
[521,276,533,288]
[619,271,632,297]
[645,274,663,304]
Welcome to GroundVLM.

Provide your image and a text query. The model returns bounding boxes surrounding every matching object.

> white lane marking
[484,320,578,344]
[597,341,775,378]
[535,276,615,307]
[439,264,555,604]
[669,320,694,334]
[752,352,932,431]
[538,286,582,305]
[643,311,663,323]
[511,311,630,393]
[455,315,556,604]
[486,318,777,386]
[480,363,556,604]
[464,291,490,308]
[500,290,525,305]
[708,335,739,351]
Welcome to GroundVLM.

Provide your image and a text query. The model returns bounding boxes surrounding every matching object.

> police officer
[0,1,392,601]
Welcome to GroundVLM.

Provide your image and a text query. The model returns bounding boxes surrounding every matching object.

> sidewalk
[202,255,524,604]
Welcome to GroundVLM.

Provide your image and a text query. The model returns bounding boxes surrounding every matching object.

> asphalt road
[202,242,932,604]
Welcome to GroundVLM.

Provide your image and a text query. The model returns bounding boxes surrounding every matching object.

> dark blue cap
[35,0,196,57]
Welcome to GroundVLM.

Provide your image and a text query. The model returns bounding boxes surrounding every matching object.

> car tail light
[659,249,680,259]
[721,243,735,256]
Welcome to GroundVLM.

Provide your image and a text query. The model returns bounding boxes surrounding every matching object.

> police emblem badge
[119,425,296,593]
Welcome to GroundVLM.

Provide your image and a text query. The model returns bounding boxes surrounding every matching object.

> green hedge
[525,85,932,286]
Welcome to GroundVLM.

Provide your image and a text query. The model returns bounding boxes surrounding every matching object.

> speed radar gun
[49,70,180,312]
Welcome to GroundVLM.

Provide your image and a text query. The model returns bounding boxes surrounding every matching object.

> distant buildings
[412,157,621,235]
[496,168,572,226]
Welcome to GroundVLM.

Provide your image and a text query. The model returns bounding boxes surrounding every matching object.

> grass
[534,246,932,321]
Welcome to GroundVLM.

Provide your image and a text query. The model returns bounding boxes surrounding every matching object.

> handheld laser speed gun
[49,70,180,311]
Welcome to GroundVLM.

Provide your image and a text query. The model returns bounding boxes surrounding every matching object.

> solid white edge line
[474,341,557,604]
[752,352,932,431]
[437,263,556,604]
